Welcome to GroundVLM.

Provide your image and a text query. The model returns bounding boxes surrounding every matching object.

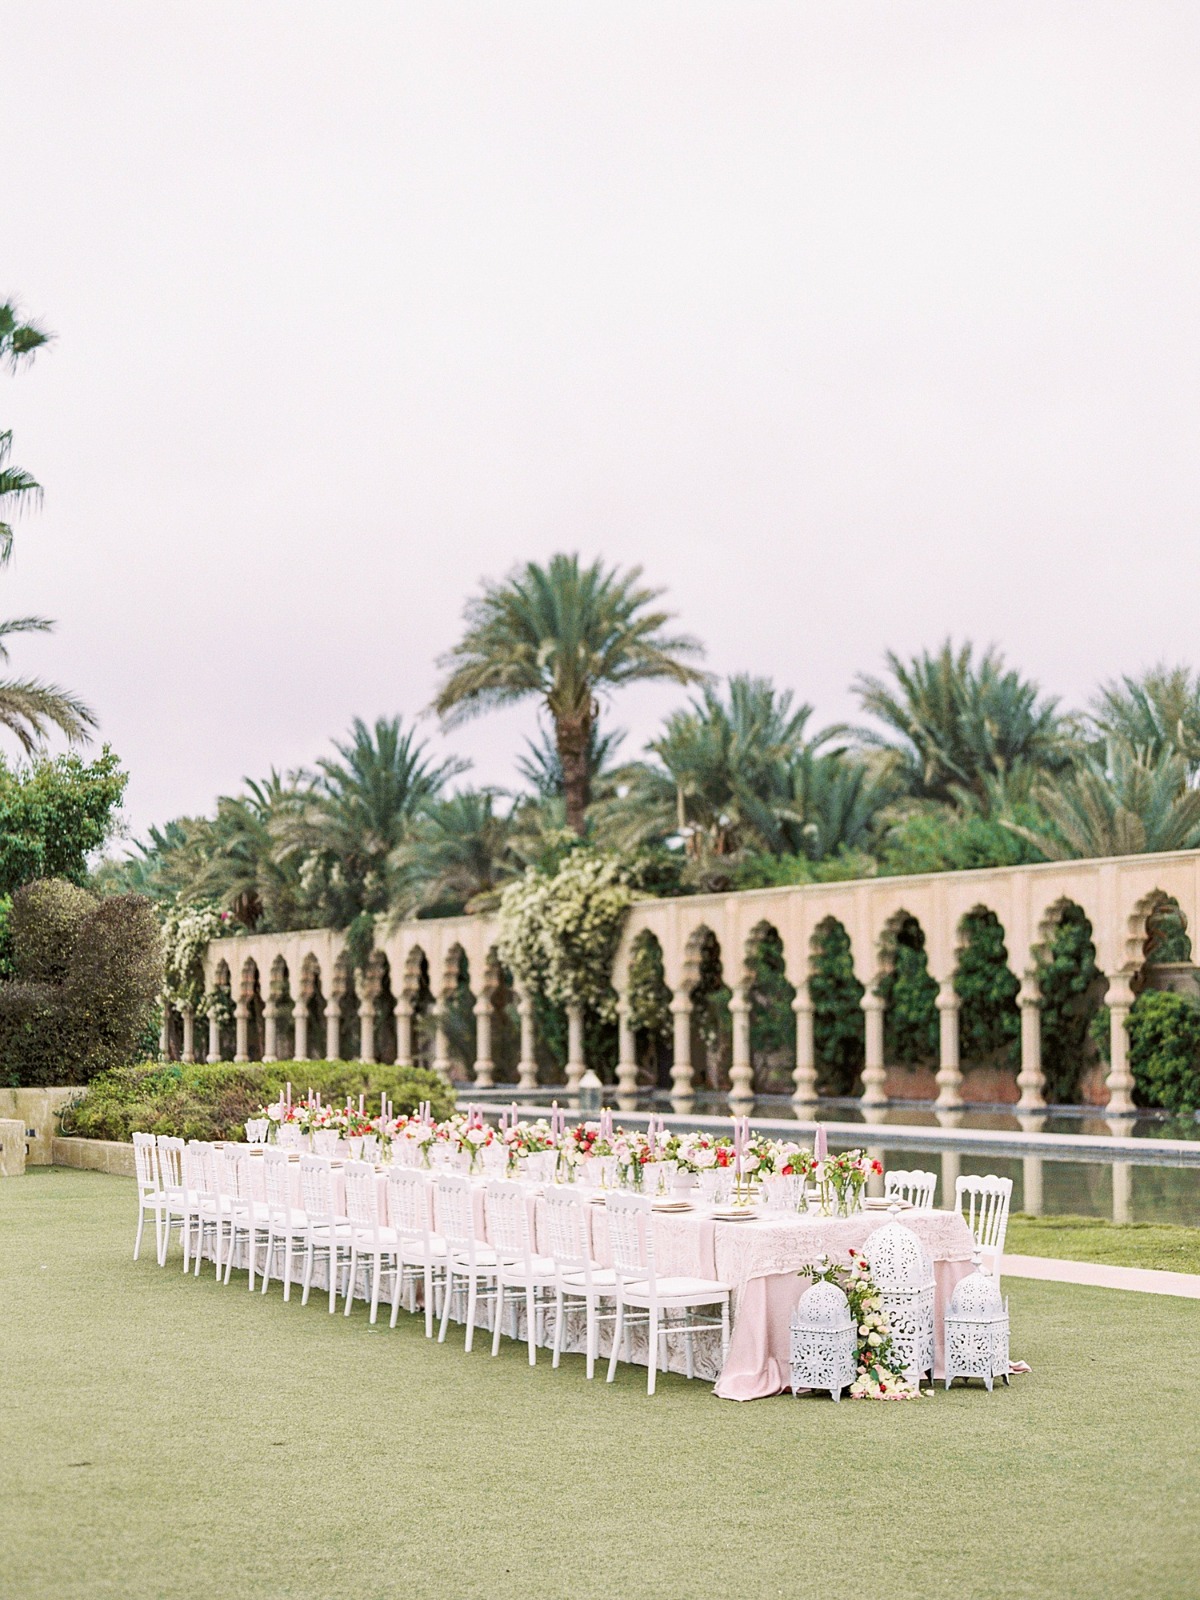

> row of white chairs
[885,1168,1013,1277]
[132,1132,730,1395]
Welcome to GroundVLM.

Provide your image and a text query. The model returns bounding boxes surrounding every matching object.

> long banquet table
[230,1149,976,1399]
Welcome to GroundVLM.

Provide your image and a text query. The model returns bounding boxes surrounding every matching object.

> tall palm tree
[191,772,311,930]
[433,553,705,834]
[515,715,625,802]
[0,615,96,751]
[1007,738,1200,859]
[853,639,1070,811]
[1089,664,1200,777]
[280,716,466,925]
[0,301,51,563]
[390,789,519,917]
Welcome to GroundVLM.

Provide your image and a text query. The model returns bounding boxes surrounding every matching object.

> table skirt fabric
[220,1150,977,1398]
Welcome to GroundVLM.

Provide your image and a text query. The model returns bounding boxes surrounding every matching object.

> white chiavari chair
[221,1146,270,1291]
[885,1169,938,1210]
[435,1173,499,1353]
[605,1192,731,1396]
[386,1168,446,1337]
[955,1174,1013,1283]
[543,1187,620,1380]
[343,1161,398,1325]
[299,1155,353,1313]
[155,1135,192,1267]
[260,1147,308,1301]
[184,1140,225,1277]
[132,1132,165,1263]
[484,1179,555,1365]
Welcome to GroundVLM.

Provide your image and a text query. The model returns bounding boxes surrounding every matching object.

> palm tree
[0,302,51,368]
[390,789,519,916]
[0,615,96,751]
[191,772,311,930]
[783,747,897,861]
[0,301,51,564]
[1006,738,1200,859]
[1089,664,1200,777]
[433,553,705,834]
[280,716,466,925]
[515,716,625,802]
[605,675,838,865]
[853,640,1070,811]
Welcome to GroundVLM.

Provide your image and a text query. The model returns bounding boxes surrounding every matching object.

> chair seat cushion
[619,1276,732,1303]
[558,1266,638,1291]
[351,1226,399,1247]
[497,1254,557,1280]
[399,1236,447,1261]
[448,1245,500,1269]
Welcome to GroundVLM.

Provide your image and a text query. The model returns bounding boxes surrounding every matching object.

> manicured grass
[3,1171,1200,1600]
[1008,1212,1200,1274]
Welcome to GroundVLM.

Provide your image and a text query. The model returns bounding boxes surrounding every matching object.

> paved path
[1003,1253,1200,1299]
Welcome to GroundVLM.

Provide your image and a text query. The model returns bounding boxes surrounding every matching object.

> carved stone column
[860,991,887,1105]
[1016,975,1045,1110]
[616,997,638,1101]
[729,984,753,1103]
[394,995,413,1068]
[234,998,250,1064]
[1105,970,1136,1115]
[565,1001,586,1089]
[934,980,962,1108]
[670,991,694,1100]
[293,1003,309,1063]
[517,988,538,1090]
[473,996,495,1087]
[791,988,817,1105]
[262,1000,278,1064]
[431,1003,451,1084]
[180,1004,195,1065]
[207,1001,221,1063]
[357,975,376,1065]
[325,996,341,1061]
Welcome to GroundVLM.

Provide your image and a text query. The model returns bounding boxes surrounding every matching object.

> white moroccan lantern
[944,1251,1011,1392]
[790,1278,857,1402]
[864,1210,935,1383]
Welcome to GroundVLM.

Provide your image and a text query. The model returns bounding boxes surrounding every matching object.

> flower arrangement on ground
[802,1250,919,1400]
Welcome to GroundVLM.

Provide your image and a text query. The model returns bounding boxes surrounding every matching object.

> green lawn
[1007,1212,1200,1274]
[3,1171,1200,1600]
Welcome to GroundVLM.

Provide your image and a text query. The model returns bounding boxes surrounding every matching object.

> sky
[3,3,1199,845]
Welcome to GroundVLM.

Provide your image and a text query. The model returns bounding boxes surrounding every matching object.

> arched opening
[877,912,938,1089]
[367,950,397,1063]
[210,959,233,1061]
[296,954,325,1061]
[482,949,520,1084]
[441,944,476,1082]
[1138,894,1194,989]
[809,917,864,1097]
[268,955,294,1059]
[744,921,796,1094]
[331,955,355,1060]
[1035,899,1104,1104]
[240,958,264,1061]
[683,925,729,1092]
[954,906,1020,1096]
[627,930,673,1089]
[405,947,434,1071]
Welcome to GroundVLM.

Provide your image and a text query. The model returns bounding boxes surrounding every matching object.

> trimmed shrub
[0,880,162,1085]
[1127,991,1200,1115]
[62,1060,456,1143]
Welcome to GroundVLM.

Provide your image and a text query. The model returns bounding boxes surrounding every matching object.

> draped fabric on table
[225,1151,975,1397]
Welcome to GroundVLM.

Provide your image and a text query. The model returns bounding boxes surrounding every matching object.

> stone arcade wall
[197,849,1200,1117]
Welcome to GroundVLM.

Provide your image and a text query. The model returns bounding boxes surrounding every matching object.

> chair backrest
[484,1180,531,1261]
[605,1192,653,1286]
[344,1161,383,1234]
[229,1147,261,1206]
[132,1131,159,1192]
[956,1174,1013,1257]
[183,1139,209,1196]
[157,1135,186,1195]
[211,1145,239,1202]
[885,1169,938,1209]
[386,1168,433,1237]
[434,1173,476,1251]
[262,1147,297,1213]
[542,1189,592,1277]
[299,1155,335,1222]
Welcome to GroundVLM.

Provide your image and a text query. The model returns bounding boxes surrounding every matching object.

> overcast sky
[3,3,1199,843]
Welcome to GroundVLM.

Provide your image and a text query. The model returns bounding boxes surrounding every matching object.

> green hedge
[60,1060,456,1144]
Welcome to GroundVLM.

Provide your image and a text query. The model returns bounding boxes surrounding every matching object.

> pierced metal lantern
[944,1252,1010,1391]
[790,1280,857,1402]
[865,1212,935,1383]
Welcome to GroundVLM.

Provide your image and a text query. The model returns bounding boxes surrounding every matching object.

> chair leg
[181,1210,191,1274]
[491,1284,505,1357]
[283,1235,295,1302]
[720,1298,730,1365]
[390,1261,404,1329]
[647,1305,659,1395]
[552,1289,565,1370]
[607,1300,624,1383]
[301,1241,314,1307]
[585,1296,597,1380]
[684,1320,694,1381]
[134,1205,145,1262]
[526,1282,537,1366]
[369,1256,383,1325]
[423,1261,435,1338]
[438,1268,454,1343]
[261,1231,273,1295]
[464,1274,478,1353]
[342,1246,355,1315]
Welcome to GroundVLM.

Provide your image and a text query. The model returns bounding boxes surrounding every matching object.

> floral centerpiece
[445,1114,495,1172]
[504,1118,557,1175]
[801,1251,920,1400]
[815,1149,881,1216]
[673,1132,735,1174]
[612,1129,651,1188]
